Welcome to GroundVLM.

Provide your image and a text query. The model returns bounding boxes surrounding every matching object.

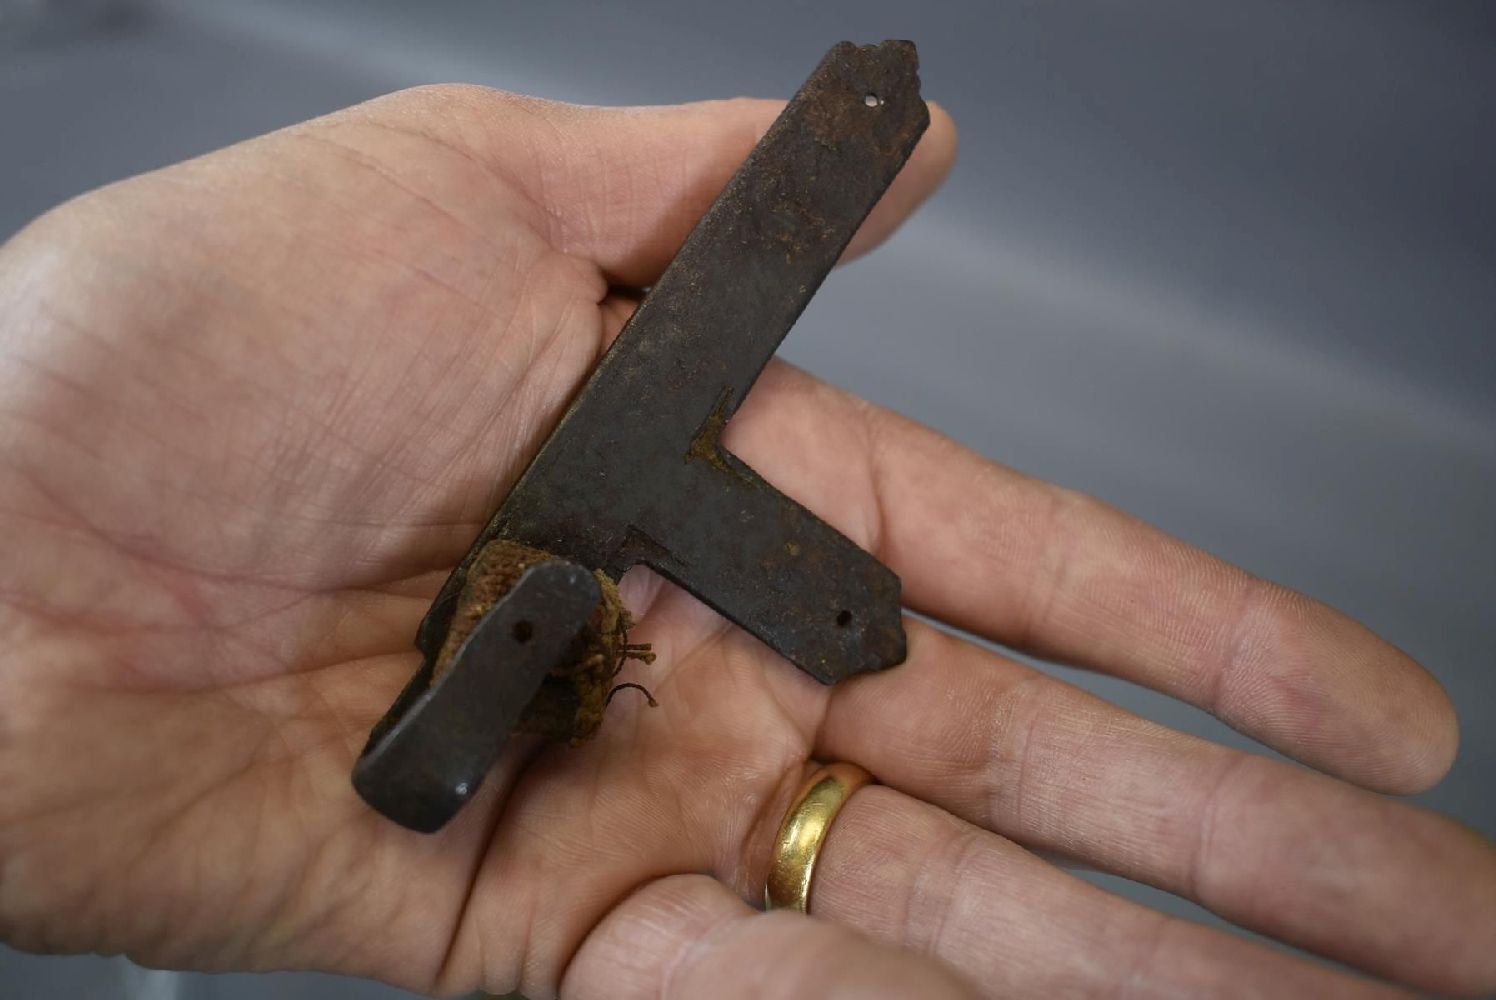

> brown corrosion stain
[686,388,734,473]
[433,539,656,745]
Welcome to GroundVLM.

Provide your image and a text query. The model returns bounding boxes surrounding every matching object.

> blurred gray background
[2,0,1492,996]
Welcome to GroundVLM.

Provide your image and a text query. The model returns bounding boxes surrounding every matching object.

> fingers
[724,361,1457,794]
[378,86,957,285]
[816,622,1496,997]
[744,784,1406,999]
[562,874,976,1000]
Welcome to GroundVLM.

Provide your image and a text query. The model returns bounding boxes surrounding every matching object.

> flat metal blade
[357,41,927,832]
[420,40,926,682]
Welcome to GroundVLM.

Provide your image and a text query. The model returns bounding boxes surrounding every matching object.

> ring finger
[811,621,1496,996]
[746,780,1404,999]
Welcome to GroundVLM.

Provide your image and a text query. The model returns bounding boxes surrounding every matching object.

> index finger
[378,88,958,286]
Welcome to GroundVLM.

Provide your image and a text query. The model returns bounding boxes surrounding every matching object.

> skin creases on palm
[0,84,1492,1000]
[0,85,946,991]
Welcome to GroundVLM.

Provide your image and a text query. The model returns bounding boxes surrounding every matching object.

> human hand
[0,84,1491,999]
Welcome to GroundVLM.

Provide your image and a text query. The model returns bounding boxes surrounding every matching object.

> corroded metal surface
[354,561,600,832]
[355,40,927,832]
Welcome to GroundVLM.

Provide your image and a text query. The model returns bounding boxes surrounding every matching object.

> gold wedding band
[765,761,873,913]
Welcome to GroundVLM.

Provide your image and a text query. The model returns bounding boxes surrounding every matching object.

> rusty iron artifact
[354,40,928,832]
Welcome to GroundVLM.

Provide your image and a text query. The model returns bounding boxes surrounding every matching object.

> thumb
[375,85,956,286]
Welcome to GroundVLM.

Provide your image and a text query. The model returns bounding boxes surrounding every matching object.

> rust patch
[685,387,734,473]
[434,539,656,744]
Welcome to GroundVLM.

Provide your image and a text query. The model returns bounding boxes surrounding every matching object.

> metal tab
[356,41,926,831]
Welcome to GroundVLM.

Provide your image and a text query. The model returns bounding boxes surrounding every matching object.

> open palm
[1,86,1492,999]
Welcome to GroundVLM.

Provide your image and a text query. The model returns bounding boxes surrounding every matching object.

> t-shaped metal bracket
[354,40,927,832]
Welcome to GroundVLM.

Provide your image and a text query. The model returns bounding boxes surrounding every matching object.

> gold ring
[764,761,873,913]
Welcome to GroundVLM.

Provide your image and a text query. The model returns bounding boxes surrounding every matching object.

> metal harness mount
[354,40,927,832]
